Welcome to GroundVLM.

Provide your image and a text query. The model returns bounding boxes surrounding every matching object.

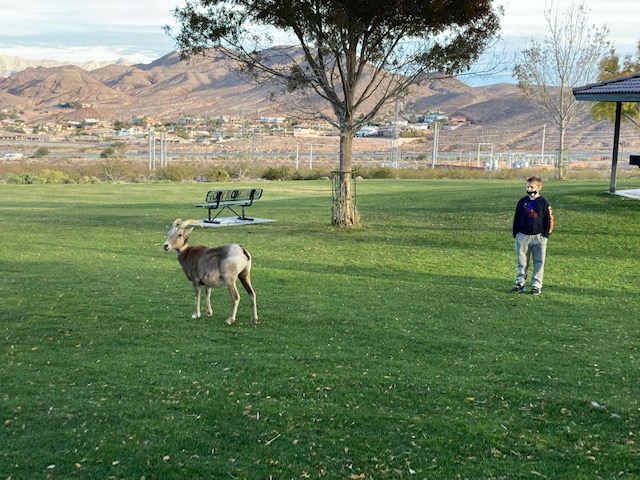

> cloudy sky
[0,0,637,82]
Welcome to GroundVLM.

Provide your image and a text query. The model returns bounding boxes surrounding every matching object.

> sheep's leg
[239,270,258,325]
[192,282,201,319]
[204,286,213,317]
[225,281,240,325]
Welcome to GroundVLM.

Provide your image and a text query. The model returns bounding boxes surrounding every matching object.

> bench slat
[204,188,262,204]
[195,199,258,207]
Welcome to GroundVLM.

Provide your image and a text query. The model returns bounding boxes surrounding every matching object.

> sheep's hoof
[252,317,258,326]
[192,313,200,320]
[225,318,235,325]
[206,310,213,317]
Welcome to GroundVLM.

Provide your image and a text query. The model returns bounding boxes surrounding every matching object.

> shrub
[155,164,198,182]
[100,147,117,158]
[353,166,396,179]
[204,168,231,182]
[369,166,396,179]
[34,146,50,158]
[22,173,45,184]
[101,159,136,183]
[262,166,292,180]
[78,175,102,184]
[38,169,72,184]
[3,173,38,184]
[291,168,334,180]
[227,160,257,180]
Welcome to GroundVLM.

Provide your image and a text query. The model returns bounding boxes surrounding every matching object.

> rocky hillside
[1,51,637,154]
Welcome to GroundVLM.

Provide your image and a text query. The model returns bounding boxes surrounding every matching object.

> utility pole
[541,124,547,160]
[160,132,167,168]
[431,122,439,169]
[147,130,155,169]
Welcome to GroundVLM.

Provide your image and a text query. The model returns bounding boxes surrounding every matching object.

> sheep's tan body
[163,219,258,325]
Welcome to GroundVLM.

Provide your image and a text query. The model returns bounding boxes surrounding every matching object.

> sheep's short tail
[240,245,251,262]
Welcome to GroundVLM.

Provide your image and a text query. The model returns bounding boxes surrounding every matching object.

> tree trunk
[332,130,360,226]
[557,121,567,180]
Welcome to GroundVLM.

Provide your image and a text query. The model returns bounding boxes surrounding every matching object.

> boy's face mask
[526,183,540,198]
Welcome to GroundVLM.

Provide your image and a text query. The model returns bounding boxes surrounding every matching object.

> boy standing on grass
[510,176,554,295]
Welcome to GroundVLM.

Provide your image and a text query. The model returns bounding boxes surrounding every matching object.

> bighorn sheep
[163,219,258,325]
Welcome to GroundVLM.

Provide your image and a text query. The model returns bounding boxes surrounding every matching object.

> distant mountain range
[0,51,294,122]
[0,51,633,153]
[0,54,133,79]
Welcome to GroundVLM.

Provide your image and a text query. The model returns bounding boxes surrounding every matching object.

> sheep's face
[163,227,193,252]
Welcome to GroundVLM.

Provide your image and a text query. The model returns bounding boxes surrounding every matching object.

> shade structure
[573,73,640,192]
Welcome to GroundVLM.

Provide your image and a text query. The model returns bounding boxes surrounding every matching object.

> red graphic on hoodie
[525,201,538,218]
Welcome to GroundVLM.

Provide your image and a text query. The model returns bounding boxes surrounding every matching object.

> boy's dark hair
[527,176,542,184]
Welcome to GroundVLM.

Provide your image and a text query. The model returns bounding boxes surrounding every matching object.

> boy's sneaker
[509,284,525,293]
[530,287,541,295]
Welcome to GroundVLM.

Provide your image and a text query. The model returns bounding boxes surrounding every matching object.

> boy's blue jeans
[514,233,548,289]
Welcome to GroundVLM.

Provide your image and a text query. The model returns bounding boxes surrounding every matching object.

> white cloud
[0,0,637,71]
[0,0,180,31]
[0,0,179,62]
[497,0,638,54]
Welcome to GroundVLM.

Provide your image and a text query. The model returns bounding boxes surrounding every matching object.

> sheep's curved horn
[172,218,183,228]
[179,219,202,229]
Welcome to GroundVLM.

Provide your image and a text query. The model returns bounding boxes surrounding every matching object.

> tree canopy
[592,41,640,127]
[167,0,501,225]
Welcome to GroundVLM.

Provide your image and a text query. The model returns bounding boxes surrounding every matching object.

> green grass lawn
[1,179,639,479]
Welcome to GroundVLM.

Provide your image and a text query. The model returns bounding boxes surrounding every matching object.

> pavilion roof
[573,72,640,102]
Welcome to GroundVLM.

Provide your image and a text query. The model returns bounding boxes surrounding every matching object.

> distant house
[422,112,448,124]
[117,127,137,136]
[293,126,319,137]
[355,126,379,137]
[449,114,470,126]
[259,116,286,124]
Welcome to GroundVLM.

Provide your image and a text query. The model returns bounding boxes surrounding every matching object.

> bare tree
[166,0,501,226]
[513,1,611,179]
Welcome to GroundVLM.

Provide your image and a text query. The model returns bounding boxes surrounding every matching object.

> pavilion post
[610,101,622,193]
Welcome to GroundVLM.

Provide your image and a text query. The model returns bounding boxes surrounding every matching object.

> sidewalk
[613,189,640,200]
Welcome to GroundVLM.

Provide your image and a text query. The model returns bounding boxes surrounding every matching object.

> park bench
[195,187,263,224]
